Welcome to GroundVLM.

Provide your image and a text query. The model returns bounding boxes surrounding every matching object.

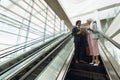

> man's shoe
[79,60,87,63]
[75,60,79,64]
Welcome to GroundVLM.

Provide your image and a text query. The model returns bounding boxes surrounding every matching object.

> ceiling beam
[70,2,120,19]
[45,0,73,29]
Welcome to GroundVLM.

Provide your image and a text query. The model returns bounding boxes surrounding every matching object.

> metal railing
[0,32,65,58]
[0,33,70,80]
[98,32,120,80]
[99,32,120,49]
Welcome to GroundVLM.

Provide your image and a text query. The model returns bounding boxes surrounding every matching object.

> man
[72,20,85,64]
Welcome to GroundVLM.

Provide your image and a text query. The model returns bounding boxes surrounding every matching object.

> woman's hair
[87,18,93,22]
[76,20,81,25]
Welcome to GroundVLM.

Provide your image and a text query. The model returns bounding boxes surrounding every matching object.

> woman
[86,19,100,66]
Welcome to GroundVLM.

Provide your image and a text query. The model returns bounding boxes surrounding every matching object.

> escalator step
[66,69,108,80]
[70,63,106,73]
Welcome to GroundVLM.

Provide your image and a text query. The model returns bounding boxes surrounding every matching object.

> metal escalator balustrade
[0,35,50,58]
[64,31,120,80]
[0,33,71,80]
[35,35,74,80]
[0,33,64,64]
[98,32,120,80]
[0,32,64,59]
[19,34,73,80]
[0,33,66,75]
[0,33,65,64]
[98,7,120,79]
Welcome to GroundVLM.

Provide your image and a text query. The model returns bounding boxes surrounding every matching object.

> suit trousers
[74,41,84,62]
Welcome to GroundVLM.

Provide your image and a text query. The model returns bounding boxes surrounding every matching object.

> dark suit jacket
[72,27,83,42]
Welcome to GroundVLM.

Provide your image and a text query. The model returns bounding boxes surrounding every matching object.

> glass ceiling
[1,0,120,24]
[58,0,120,24]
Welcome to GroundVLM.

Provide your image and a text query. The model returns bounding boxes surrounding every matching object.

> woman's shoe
[94,63,98,66]
[94,61,100,66]
[89,62,94,65]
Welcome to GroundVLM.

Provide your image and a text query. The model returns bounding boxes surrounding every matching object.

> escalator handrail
[0,34,70,80]
[19,35,72,80]
[0,35,51,58]
[99,42,120,80]
[98,32,120,79]
[0,33,64,58]
[34,35,73,80]
[0,32,62,52]
[0,35,48,52]
[99,32,120,49]
[0,34,66,75]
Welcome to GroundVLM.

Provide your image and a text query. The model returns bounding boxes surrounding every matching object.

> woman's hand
[87,28,93,32]
[87,27,91,30]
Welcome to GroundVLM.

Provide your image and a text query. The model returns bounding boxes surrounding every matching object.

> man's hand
[81,31,85,35]
[77,30,84,35]
[77,31,81,35]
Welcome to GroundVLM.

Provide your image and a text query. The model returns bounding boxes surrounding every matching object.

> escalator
[64,31,120,80]
[0,33,66,75]
[65,12,120,80]
[10,34,72,80]
[65,56,109,80]
[0,26,120,80]
[0,33,72,80]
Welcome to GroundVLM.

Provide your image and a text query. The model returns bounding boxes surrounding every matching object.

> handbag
[86,45,90,56]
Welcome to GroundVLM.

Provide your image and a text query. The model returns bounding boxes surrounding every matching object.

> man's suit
[72,26,85,62]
